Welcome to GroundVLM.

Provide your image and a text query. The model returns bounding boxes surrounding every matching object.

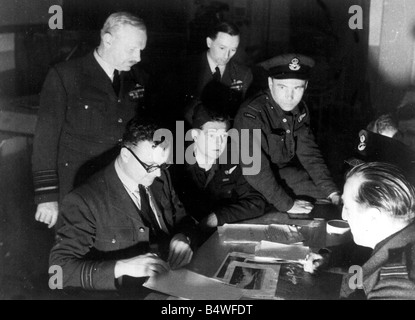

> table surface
[181,205,370,300]
[188,211,337,278]
[146,205,372,300]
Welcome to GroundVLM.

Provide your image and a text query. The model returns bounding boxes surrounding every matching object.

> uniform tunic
[233,90,339,212]
[182,53,253,121]
[49,163,196,291]
[341,223,415,300]
[177,147,266,226]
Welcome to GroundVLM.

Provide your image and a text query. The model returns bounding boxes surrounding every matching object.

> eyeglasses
[124,147,170,173]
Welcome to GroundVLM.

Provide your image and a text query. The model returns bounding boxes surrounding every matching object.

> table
[181,205,370,300]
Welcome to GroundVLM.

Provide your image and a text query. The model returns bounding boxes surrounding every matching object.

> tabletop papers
[218,224,304,244]
[254,241,310,262]
[144,269,244,300]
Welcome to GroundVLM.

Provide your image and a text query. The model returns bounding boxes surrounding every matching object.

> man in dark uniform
[32,12,149,228]
[338,162,415,299]
[181,21,253,123]
[177,103,266,232]
[233,54,340,215]
[49,117,197,292]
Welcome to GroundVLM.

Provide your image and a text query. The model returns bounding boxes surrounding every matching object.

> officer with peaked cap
[234,53,340,215]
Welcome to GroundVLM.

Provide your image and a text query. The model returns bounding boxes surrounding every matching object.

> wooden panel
[0,110,37,135]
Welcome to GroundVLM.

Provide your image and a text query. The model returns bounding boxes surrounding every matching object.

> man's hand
[200,213,218,229]
[168,233,193,270]
[303,250,330,274]
[287,199,313,214]
[114,253,170,278]
[328,192,342,206]
[35,201,59,228]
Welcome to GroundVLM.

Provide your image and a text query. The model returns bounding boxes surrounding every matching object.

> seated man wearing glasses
[49,116,197,293]
[176,103,266,233]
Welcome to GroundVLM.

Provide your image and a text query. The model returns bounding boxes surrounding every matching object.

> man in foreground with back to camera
[49,116,198,294]
[306,162,415,299]
[234,53,341,216]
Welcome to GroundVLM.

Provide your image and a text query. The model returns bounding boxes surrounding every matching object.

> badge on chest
[128,83,145,101]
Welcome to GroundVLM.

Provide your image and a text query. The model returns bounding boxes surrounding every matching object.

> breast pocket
[267,133,289,164]
[67,96,107,136]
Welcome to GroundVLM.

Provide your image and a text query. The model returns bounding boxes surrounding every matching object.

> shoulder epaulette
[380,246,411,280]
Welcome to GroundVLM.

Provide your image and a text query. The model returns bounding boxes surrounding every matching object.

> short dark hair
[122,116,164,147]
[346,162,415,222]
[192,103,229,130]
[208,21,240,40]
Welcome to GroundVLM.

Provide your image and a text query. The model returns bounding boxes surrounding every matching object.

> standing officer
[234,54,340,215]
[32,12,149,228]
[181,21,252,123]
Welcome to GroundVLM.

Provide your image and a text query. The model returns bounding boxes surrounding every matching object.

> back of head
[346,162,415,223]
[101,12,146,39]
[207,20,240,40]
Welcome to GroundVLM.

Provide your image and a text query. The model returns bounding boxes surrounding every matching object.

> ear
[119,147,131,163]
[268,77,273,90]
[102,32,113,48]
[191,129,199,141]
[206,37,212,49]
[366,207,382,223]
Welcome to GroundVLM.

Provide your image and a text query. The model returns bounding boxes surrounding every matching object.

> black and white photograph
[0,0,415,302]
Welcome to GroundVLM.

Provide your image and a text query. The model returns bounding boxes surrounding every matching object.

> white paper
[144,269,243,300]
[218,223,304,244]
[255,241,310,262]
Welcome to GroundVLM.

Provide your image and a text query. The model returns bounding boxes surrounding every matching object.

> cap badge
[358,134,366,151]
[289,58,301,71]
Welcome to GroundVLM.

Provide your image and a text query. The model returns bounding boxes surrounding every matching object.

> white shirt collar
[206,52,225,75]
[94,49,116,81]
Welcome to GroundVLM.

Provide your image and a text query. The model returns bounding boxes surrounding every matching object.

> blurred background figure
[366,113,415,151]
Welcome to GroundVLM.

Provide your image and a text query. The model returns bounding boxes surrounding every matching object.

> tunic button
[118,138,123,142]
[117,99,121,103]
[139,227,145,233]
[283,118,287,123]
[64,162,69,167]
[118,118,123,123]
[286,129,291,134]
[84,105,89,110]
[111,239,116,244]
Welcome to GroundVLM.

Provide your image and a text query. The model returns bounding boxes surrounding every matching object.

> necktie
[112,69,121,96]
[138,185,163,237]
[212,66,221,82]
